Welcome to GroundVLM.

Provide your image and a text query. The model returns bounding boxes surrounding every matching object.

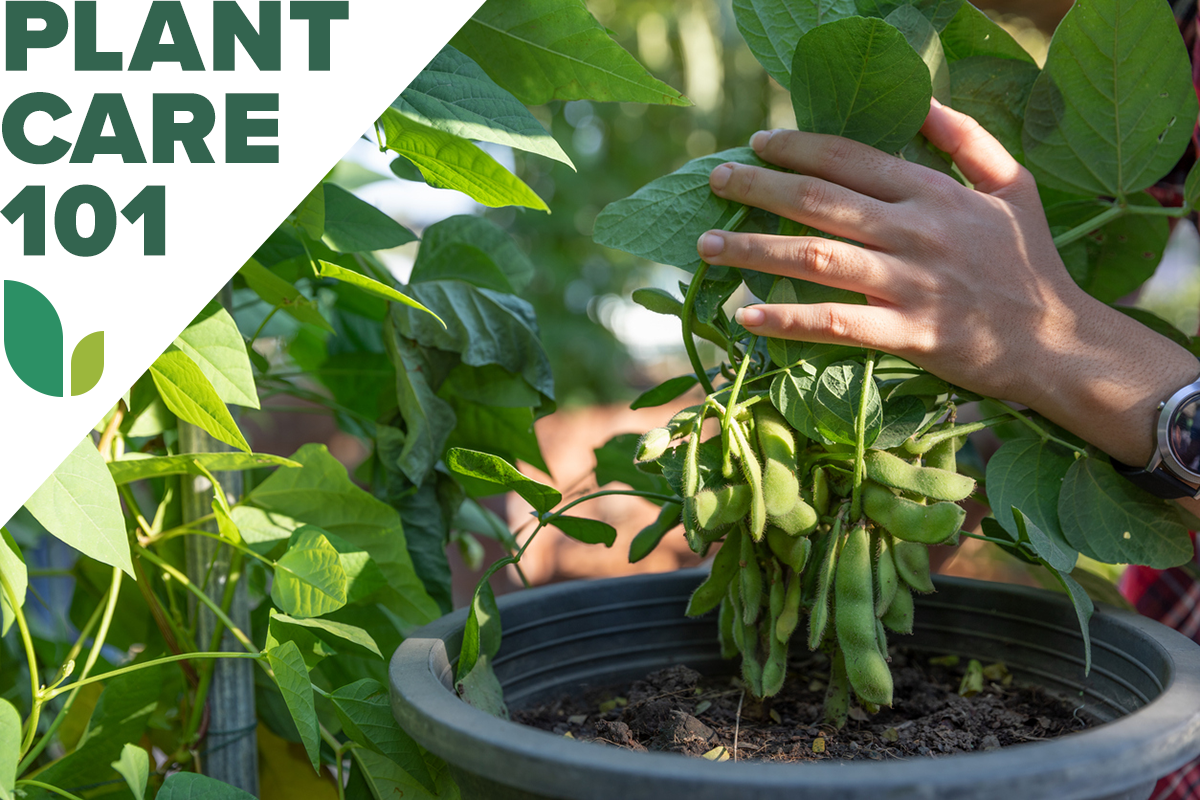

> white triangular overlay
[0,0,485,524]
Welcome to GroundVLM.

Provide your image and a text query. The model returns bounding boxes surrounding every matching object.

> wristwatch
[1112,369,1200,499]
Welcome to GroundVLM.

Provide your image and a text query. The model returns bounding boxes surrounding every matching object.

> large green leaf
[149,349,250,452]
[238,259,334,332]
[271,527,349,618]
[412,215,535,293]
[949,56,1040,162]
[394,45,572,168]
[814,361,882,447]
[332,679,436,793]
[321,183,417,253]
[271,610,381,658]
[315,260,443,325]
[984,436,1078,570]
[0,699,17,800]
[383,328,457,487]
[547,515,617,547]
[267,639,321,771]
[24,437,133,576]
[352,748,459,800]
[855,0,963,29]
[791,16,933,153]
[379,469,456,614]
[939,1,1034,64]
[111,743,149,800]
[1022,0,1197,197]
[458,566,505,683]
[1058,457,1192,568]
[108,452,299,484]
[771,368,823,442]
[884,5,949,104]
[0,530,25,637]
[244,444,440,630]
[378,108,547,211]
[157,773,257,800]
[442,399,549,475]
[594,148,767,268]
[732,0,856,89]
[445,448,561,514]
[450,0,689,106]
[174,300,259,409]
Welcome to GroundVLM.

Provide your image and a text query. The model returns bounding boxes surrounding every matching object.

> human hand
[696,100,1198,465]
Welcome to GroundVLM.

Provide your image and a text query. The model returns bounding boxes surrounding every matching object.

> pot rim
[390,571,1200,798]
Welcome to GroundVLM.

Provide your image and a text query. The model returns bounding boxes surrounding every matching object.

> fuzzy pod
[629,503,682,563]
[824,649,851,729]
[835,522,893,707]
[812,466,830,516]
[695,484,752,531]
[686,526,743,616]
[718,593,739,659]
[729,582,746,653]
[754,404,802,517]
[730,422,767,541]
[924,435,960,473]
[667,405,704,437]
[808,520,843,650]
[763,563,789,694]
[772,496,819,536]
[874,531,898,618]
[864,449,975,502]
[862,480,965,545]
[767,525,812,574]
[636,427,672,464]
[882,583,914,634]
[892,538,935,594]
[776,569,803,643]
[875,615,889,662]
[739,528,763,625]
[741,636,765,697]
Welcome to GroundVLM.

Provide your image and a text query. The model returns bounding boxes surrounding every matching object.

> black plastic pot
[390,570,1200,800]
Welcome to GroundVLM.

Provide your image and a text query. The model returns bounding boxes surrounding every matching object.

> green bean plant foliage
[460,0,1200,727]
[0,1,686,797]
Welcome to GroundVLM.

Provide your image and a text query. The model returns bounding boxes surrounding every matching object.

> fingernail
[930,96,943,108]
[750,130,773,152]
[697,232,725,258]
[735,307,765,327]
[711,164,733,192]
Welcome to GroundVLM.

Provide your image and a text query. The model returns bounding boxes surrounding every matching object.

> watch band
[1111,456,1199,499]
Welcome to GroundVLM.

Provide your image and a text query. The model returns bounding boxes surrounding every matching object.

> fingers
[919,100,1026,196]
[698,231,902,300]
[709,162,895,246]
[734,302,915,354]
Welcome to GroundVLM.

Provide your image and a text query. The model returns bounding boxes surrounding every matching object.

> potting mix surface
[512,651,1091,762]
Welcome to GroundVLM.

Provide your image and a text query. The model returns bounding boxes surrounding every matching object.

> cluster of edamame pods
[634,399,975,726]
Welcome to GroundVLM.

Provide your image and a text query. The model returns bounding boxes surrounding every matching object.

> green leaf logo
[4,281,104,397]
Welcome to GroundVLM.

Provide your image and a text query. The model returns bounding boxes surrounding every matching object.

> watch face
[1169,394,1200,476]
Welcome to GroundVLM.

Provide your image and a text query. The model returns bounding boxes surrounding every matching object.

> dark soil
[511,650,1091,763]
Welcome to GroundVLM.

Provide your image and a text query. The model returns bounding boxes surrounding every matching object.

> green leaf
[352,745,459,800]
[175,299,260,409]
[630,375,699,410]
[856,0,963,30]
[594,148,768,269]
[1048,194,1169,303]
[441,363,542,409]
[629,287,728,347]
[1011,506,1077,575]
[244,444,440,629]
[271,526,349,618]
[450,0,689,106]
[442,400,550,475]
[1022,0,1197,197]
[814,361,882,447]
[315,260,444,325]
[1186,160,1200,209]
[791,16,933,153]
[771,368,823,442]
[332,679,437,793]
[413,214,535,292]
[238,259,334,333]
[267,639,321,771]
[593,434,673,495]
[409,241,515,294]
[109,452,299,484]
[24,437,132,576]
[1058,456,1192,568]
[547,515,617,547]
[732,0,856,89]
[266,610,336,671]
[984,437,1078,569]
[382,328,457,488]
[948,56,1040,162]
[0,530,25,637]
[939,1,1034,63]
[149,349,250,452]
[321,183,417,253]
[157,772,258,800]
[378,108,547,211]
[292,183,325,240]
[445,448,561,514]
[885,5,949,104]
[111,743,149,800]
[872,394,926,450]
[395,45,573,168]
[0,699,18,800]
[456,654,508,719]
[270,609,380,658]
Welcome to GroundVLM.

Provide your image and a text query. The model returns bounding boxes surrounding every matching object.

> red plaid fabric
[1122,555,1200,799]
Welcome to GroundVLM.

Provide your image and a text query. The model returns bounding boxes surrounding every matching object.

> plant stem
[682,262,716,396]
[721,335,758,476]
[850,351,877,521]
[134,547,256,654]
[1126,203,1191,217]
[248,304,282,349]
[43,652,263,701]
[546,489,679,520]
[16,780,86,800]
[1051,204,1126,248]
[2,569,41,760]
[994,402,1085,454]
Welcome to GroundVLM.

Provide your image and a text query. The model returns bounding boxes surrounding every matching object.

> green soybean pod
[812,466,830,516]
[730,422,767,541]
[763,562,788,694]
[681,427,703,551]
[718,594,739,659]
[882,583,914,634]
[667,405,703,437]
[874,531,898,618]
[636,427,672,464]
[892,538,935,594]
[629,502,682,563]
[925,435,960,473]
[824,649,850,729]
[863,449,975,502]
[773,496,819,536]
[776,569,803,643]
[754,404,801,517]
[835,522,893,707]
[686,526,744,616]
[742,634,765,697]
[862,481,965,545]
[729,582,746,653]
[740,527,763,625]
[767,526,812,574]
[875,616,889,662]
[808,518,844,650]
[695,484,752,531]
